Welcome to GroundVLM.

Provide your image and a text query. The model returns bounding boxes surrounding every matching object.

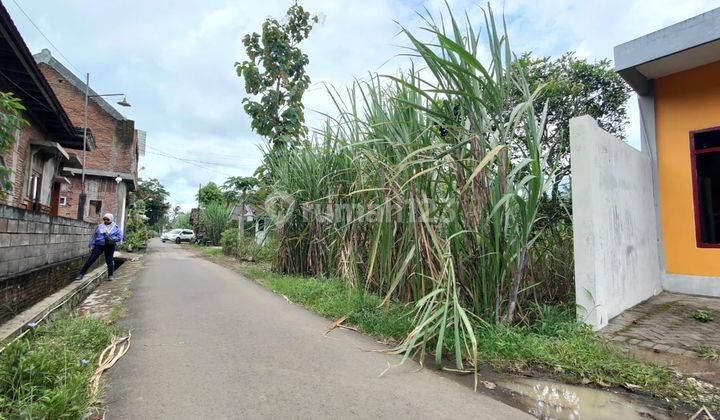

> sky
[5,0,720,210]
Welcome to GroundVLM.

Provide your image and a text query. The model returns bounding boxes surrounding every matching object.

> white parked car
[161,229,195,244]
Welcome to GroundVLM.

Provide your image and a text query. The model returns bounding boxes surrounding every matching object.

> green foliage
[221,176,259,204]
[246,268,413,340]
[219,227,238,254]
[695,345,719,359]
[0,314,117,418]
[122,198,151,251]
[517,52,630,199]
[692,309,714,323]
[235,4,317,150]
[171,212,192,229]
[196,182,224,207]
[199,201,230,245]
[266,6,555,375]
[220,227,276,263]
[0,92,27,197]
[136,178,171,229]
[242,267,718,410]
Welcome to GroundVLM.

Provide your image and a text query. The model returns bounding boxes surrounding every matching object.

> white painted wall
[570,116,662,330]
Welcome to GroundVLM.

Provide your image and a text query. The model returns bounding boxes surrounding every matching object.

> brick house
[0,2,90,215]
[34,49,140,230]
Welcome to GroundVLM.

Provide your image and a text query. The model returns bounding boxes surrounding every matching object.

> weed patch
[0,314,118,418]
[692,309,714,323]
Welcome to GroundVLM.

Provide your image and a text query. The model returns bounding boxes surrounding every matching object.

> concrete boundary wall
[570,116,662,330]
[0,204,97,322]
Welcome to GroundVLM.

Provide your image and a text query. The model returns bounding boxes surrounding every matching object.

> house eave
[614,7,720,94]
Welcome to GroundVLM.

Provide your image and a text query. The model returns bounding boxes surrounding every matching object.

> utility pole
[76,73,130,221]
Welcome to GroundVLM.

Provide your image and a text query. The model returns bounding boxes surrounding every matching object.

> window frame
[690,126,720,248]
[88,199,103,218]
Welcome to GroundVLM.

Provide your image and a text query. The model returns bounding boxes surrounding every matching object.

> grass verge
[0,314,119,418]
[191,243,225,259]
[243,266,719,412]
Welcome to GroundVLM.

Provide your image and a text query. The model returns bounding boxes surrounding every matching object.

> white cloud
[6,0,720,209]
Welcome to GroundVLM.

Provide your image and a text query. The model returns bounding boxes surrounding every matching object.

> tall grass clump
[200,201,231,245]
[265,7,553,374]
[0,315,117,418]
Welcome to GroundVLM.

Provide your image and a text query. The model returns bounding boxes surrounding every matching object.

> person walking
[76,213,124,281]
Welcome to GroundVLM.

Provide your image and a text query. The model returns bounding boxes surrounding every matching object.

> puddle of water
[495,377,680,419]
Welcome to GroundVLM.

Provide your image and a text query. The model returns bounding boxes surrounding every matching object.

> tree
[171,212,191,229]
[137,178,171,228]
[222,176,259,241]
[517,52,630,203]
[0,92,26,197]
[196,182,223,207]
[235,3,318,150]
[222,176,259,203]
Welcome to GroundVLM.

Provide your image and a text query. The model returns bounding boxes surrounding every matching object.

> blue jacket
[89,223,124,247]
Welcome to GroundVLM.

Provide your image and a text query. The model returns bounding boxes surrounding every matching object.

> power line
[146,145,260,165]
[9,0,84,75]
[147,145,257,166]
[145,151,238,178]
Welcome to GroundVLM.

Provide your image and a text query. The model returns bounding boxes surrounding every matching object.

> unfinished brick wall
[57,177,121,224]
[37,64,136,174]
[0,79,56,209]
[0,204,98,322]
[37,63,137,223]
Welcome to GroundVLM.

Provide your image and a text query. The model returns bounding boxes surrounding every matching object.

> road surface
[105,239,528,419]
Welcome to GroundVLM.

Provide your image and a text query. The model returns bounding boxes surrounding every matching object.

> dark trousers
[80,244,116,276]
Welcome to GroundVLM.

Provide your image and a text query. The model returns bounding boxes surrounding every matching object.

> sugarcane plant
[263,5,552,378]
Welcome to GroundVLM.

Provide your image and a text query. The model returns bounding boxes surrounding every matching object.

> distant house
[230,203,268,244]
[572,8,720,328]
[0,2,89,215]
[34,49,142,231]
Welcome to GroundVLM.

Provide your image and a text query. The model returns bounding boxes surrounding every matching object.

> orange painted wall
[655,60,720,276]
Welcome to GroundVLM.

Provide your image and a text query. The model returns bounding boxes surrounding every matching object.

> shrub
[121,200,150,251]
[219,227,276,263]
[220,228,239,255]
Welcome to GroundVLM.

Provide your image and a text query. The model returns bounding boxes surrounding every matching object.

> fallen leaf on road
[481,381,496,390]
[324,315,349,336]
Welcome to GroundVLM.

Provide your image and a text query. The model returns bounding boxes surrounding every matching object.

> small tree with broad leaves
[235,3,317,151]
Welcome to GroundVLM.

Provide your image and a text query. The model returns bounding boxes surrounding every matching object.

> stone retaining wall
[0,204,98,322]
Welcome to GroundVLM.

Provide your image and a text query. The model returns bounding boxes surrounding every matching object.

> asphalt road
[105,239,528,419]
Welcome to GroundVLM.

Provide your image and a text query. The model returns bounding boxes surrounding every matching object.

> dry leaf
[623,383,641,391]
[481,381,496,390]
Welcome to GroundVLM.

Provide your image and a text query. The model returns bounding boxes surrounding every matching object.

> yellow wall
[655,60,720,276]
